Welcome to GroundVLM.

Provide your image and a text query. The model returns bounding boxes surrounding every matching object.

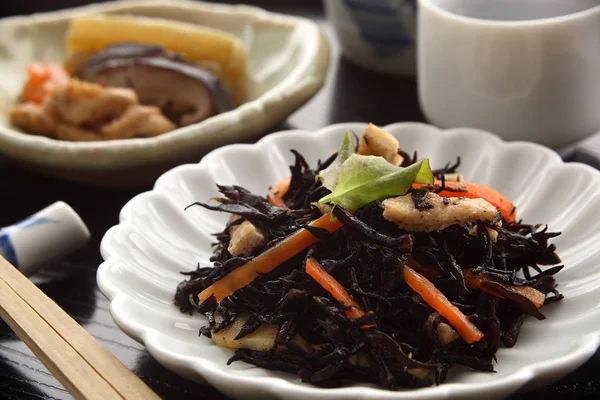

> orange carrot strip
[28,63,50,82]
[23,63,53,104]
[463,269,545,308]
[403,266,484,344]
[413,181,516,223]
[199,213,342,302]
[21,63,70,104]
[305,257,366,320]
[408,258,544,310]
[267,176,291,209]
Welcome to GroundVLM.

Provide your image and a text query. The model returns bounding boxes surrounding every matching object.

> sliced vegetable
[408,258,546,318]
[402,265,484,344]
[305,257,366,320]
[267,176,291,209]
[199,213,342,302]
[413,181,516,223]
[463,269,546,319]
[20,63,70,103]
[317,131,356,191]
[66,15,247,80]
[319,156,434,212]
[463,269,545,308]
[21,63,50,104]
[77,44,235,126]
[212,313,279,351]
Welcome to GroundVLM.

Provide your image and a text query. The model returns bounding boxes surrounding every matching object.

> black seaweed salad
[175,126,563,390]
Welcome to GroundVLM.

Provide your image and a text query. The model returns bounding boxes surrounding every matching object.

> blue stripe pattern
[0,216,58,269]
[343,0,416,57]
[0,229,18,267]
[16,216,58,229]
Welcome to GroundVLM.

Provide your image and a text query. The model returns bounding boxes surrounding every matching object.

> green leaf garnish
[317,132,356,191]
[318,155,434,211]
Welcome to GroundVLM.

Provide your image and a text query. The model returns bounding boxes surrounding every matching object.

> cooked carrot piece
[20,63,70,104]
[28,63,50,81]
[402,265,484,344]
[305,257,366,320]
[199,213,342,302]
[413,181,516,223]
[409,259,545,313]
[21,64,49,103]
[267,176,291,209]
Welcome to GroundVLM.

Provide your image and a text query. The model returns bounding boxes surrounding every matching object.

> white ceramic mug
[417,0,600,148]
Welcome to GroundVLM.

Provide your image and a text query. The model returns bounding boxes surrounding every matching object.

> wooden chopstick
[0,256,161,400]
[0,278,121,399]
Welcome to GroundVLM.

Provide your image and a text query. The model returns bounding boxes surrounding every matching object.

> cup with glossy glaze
[417,0,600,148]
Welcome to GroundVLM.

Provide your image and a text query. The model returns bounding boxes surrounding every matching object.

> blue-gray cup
[324,0,417,76]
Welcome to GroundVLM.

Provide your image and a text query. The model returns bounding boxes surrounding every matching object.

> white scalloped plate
[0,0,329,185]
[99,123,600,400]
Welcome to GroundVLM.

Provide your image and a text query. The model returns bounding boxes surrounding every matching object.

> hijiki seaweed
[174,146,563,390]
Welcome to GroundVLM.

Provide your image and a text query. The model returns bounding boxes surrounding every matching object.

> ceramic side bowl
[0,0,329,186]
[324,0,417,76]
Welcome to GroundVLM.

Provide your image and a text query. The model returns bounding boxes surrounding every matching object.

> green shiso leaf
[317,131,356,191]
[318,154,434,212]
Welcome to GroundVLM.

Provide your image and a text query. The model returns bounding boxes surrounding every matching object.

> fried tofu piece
[358,123,403,165]
[382,191,497,232]
[227,220,267,257]
[9,102,56,137]
[443,173,466,182]
[48,79,137,127]
[101,105,176,139]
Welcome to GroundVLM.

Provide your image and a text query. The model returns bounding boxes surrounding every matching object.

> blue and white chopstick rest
[0,201,90,276]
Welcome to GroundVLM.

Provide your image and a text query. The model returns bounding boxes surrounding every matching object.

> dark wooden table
[1,1,599,399]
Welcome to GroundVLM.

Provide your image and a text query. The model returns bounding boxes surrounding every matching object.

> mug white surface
[417,0,600,148]
[324,0,417,76]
